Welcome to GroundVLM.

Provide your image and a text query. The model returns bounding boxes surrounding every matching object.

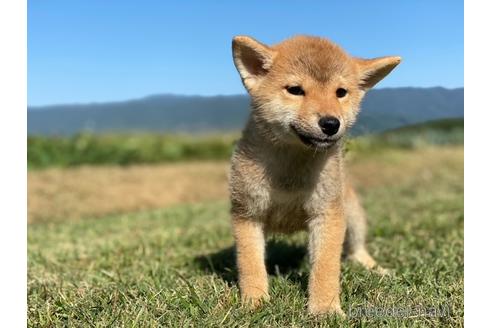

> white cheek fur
[260,96,298,129]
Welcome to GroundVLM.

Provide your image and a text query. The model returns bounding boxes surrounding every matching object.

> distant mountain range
[27,87,464,136]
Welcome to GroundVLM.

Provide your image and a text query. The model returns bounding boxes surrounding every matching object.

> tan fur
[232,217,269,306]
[230,35,400,315]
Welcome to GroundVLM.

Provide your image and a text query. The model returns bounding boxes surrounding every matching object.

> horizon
[28,1,463,106]
[28,86,464,109]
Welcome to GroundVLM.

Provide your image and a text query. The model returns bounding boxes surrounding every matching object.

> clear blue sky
[28,0,463,106]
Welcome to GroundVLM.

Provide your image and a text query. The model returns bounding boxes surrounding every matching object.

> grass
[28,145,463,327]
[27,133,238,169]
[27,161,229,223]
[27,118,463,169]
[347,118,464,153]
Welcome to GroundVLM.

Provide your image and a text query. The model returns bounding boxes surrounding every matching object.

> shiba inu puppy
[229,35,400,315]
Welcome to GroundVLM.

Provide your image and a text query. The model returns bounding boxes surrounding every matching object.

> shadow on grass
[193,239,308,287]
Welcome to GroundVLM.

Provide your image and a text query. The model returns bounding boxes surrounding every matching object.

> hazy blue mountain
[27,87,463,136]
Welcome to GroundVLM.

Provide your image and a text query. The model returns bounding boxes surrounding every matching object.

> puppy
[229,35,400,315]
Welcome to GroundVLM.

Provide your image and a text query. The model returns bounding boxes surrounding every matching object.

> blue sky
[28,0,463,106]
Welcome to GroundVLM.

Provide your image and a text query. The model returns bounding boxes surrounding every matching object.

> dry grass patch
[28,161,229,223]
[28,146,463,224]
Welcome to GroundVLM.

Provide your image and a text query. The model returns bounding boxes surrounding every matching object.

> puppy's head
[232,35,401,149]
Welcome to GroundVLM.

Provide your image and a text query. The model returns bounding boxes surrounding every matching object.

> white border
[0,0,27,326]
[465,0,491,326]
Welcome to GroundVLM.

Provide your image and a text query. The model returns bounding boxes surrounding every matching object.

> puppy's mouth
[290,125,340,149]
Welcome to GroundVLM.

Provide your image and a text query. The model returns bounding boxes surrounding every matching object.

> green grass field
[27,144,464,327]
[27,118,463,169]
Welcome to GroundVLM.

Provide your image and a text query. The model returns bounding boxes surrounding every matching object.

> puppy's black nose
[318,116,340,136]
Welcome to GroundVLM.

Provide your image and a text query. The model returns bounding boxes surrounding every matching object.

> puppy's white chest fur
[264,187,310,233]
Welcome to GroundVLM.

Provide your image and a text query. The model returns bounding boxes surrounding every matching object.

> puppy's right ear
[232,36,276,92]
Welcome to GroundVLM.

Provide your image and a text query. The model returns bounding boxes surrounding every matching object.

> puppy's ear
[232,36,276,92]
[356,56,401,90]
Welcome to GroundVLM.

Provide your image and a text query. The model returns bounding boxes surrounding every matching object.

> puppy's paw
[374,266,394,276]
[241,288,270,309]
[308,300,346,317]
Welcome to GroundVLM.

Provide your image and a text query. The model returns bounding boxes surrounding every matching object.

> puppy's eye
[336,88,347,98]
[286,86,305,96]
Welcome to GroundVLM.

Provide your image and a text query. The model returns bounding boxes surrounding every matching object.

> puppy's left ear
[356,56,401,90]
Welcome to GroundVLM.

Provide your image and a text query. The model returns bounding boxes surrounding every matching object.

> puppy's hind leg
[343,184,389,275]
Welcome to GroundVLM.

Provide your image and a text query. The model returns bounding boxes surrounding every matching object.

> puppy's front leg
[233,216,269,307]
[308,205,346,316]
